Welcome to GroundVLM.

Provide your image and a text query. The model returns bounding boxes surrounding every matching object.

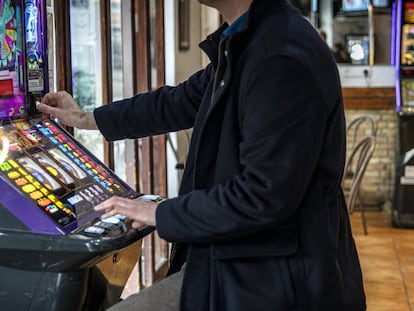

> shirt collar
[221,12,248,40]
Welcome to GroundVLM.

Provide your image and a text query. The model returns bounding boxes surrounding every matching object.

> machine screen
[401,25,414,66]
[0,0,25,119]
[25,0,46,93]
[401,79,414,107]
[0,118,136,232]
[404,2,414,24]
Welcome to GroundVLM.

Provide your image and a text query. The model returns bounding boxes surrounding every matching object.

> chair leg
[360,201,368,235]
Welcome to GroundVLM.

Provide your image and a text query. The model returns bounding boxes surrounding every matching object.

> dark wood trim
[54,1,73,135]
[121,0,139,192]
[133,0,153,195]
[132,0,155,288]
[154,0,167,198]
[54,1,72,94]
[134,0,152,94]
[343,87,396,110]
[155,0,169,271]
[100,0,114,170]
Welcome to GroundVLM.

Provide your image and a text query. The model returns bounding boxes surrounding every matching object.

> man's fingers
[41,92,60,106]
[37,102,59,115]
[95,196,121,210]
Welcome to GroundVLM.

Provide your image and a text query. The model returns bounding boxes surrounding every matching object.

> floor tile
[350,210,414,311]
[364,282,410,311]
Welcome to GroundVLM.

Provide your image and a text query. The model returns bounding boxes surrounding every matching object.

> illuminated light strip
[0,137,10,164]
[396,0,402,112]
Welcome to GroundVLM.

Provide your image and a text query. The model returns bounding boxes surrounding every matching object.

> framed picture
[178,0,190,50]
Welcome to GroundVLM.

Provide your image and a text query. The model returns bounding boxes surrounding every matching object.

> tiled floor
[350,210,414,311]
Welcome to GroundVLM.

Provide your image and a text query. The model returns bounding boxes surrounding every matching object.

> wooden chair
[343,115,377,234]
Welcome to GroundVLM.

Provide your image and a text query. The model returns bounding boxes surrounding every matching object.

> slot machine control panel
[0,117,142,237]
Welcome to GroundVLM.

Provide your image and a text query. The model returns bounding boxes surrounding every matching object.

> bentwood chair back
[343,115,377,235]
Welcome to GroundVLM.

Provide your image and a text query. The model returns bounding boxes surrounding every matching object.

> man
[37,0,366,310]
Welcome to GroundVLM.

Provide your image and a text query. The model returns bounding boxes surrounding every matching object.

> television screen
[346,35,370,65]
[341,0,389,12]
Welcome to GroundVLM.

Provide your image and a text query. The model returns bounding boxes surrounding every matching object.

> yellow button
[18,168,28,176]
[48,194,57,202]
[55,201,64,209]
[7,171,20,179]
[8,160,19,168]
[22,184,36,193]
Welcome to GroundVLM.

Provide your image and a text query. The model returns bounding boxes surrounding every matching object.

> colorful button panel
[14,119,44,145]
[0,157,76,226]
[0,118,135,232]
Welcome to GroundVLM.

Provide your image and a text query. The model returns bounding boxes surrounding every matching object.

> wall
[174,3,220,83]
[175,2,202,83]
[339,63,397,210]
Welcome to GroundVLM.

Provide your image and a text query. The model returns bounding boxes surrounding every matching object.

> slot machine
[0,1,153,310]
[394,0,414,227]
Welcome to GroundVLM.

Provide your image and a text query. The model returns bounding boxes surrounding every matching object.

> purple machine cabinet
[0,1,152,310]
[393,0,414,228]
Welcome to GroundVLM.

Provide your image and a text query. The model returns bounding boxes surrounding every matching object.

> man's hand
[94,196,158,229]
[37,91,98,130]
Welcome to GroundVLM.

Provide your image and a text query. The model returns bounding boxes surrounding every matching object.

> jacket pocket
[212,223,298,259]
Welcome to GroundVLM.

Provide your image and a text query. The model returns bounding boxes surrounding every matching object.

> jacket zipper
[210,40,224,105]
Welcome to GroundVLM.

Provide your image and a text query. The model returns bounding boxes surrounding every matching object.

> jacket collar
[199,0,289,66]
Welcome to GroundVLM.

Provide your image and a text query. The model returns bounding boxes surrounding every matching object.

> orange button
[30,191,44,200]
[15,178,28,186]
[37,198,51,207]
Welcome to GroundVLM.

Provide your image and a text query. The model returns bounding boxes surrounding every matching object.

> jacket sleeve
[156,56,343,243]
[93,66,214,141]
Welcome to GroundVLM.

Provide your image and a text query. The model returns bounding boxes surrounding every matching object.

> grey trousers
[106,267,185,311]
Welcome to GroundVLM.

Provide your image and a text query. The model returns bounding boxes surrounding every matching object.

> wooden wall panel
[342,87,396,110]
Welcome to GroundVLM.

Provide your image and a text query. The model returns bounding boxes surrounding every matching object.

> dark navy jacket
[94,0,366,310]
